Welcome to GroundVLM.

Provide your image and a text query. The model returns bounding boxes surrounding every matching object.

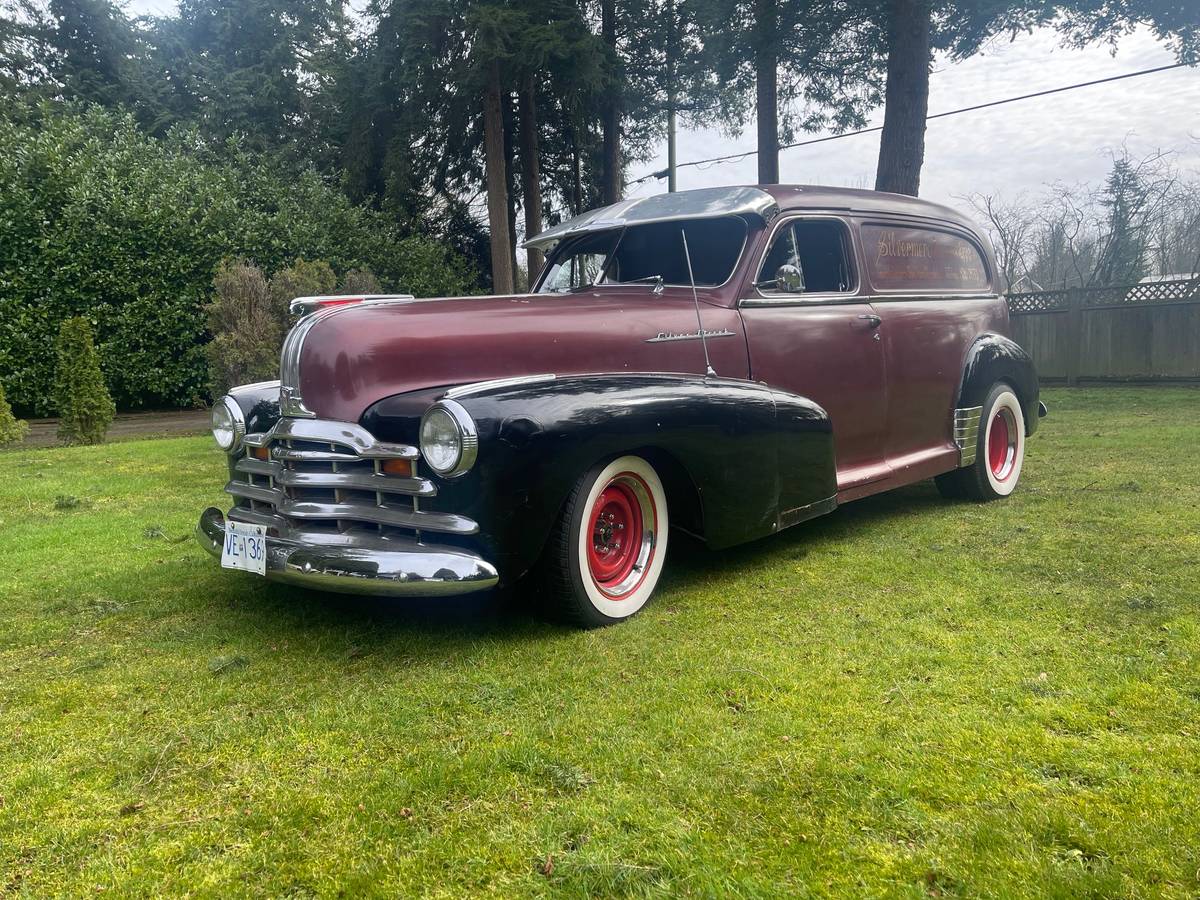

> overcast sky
[123,3,1198,211]
[627,25,1198,209]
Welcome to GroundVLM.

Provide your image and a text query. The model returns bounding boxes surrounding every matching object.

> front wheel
[542,455,669,627]
[936,383,1026,501]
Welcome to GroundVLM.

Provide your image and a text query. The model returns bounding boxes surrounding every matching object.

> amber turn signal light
[380,459,412,477]
[251,447,270,460]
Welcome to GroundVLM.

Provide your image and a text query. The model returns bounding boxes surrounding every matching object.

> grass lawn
[1,386,1198,897]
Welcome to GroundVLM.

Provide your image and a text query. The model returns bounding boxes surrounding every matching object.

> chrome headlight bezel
[211,395,246,453]
[419,399,478,478]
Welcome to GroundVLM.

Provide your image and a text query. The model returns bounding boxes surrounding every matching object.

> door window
[756,219,854,295]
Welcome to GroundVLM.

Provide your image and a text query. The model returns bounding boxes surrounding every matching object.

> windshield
[536,216,747,293]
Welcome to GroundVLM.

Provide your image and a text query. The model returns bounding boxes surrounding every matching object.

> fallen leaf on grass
[540,855,554,877]
[119,801,145,816]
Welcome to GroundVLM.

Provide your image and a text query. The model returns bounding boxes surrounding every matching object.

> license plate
[221,521,267,576]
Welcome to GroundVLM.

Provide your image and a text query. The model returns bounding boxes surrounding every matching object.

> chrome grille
[224,417,478,541]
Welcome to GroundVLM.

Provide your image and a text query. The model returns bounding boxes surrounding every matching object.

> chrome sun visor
[523,186,780,251]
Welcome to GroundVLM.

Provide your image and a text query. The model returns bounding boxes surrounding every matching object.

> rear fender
[958,334,1041,435]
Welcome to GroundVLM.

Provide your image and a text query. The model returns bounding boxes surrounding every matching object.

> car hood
[295,291,749,422]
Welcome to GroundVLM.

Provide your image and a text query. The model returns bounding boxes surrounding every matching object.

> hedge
[0,106,477,415]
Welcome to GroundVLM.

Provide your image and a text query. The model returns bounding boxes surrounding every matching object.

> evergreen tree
[695,0,883,185]
[54,317,116,445]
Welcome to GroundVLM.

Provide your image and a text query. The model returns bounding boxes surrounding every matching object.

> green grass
[1,387,1198,897]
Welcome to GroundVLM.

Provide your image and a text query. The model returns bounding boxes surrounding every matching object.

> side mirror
[775,264,805,293]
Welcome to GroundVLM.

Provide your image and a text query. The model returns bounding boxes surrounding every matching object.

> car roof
[524,184,985,251]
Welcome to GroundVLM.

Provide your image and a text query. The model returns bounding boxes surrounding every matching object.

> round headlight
[419,400,478,477]
[211,395,245,453]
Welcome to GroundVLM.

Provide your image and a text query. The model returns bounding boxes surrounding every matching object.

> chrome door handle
[858,314,882,327]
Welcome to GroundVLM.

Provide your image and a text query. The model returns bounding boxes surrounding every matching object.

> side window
[757,219,853,295]
[537,232,617,293]
[862,224,990,292]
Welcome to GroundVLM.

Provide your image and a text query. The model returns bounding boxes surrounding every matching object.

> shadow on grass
[211,480,949,648]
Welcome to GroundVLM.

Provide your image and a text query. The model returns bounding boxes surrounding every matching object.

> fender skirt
[362,374,837,584]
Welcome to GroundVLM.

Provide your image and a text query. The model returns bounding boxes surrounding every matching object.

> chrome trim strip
[953,406,984,467]
[245,418,419,460]
[278,469,436,498]
[281,499,477,535]
[420,400,478,478]
[740,213,861,307]
[289,294,414,317]
[233,457,437,497]
[268,448,362,463]
[197,507,498,597]
[645,328,737,343]
[235,457,277,477]
[225,480,280,505]
[279,300,389,419]
[224,483,476,534]
[443,374,557,400]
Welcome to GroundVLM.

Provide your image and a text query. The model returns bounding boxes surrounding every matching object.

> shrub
[204,261,281,397]
[205,258,365,396]
[267,258,337,332]
[340,267,383,295]
[0,106,478,415]
[0,382,29,445]
[54,317,116,445]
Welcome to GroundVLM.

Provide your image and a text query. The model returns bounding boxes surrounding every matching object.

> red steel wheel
[936,382,1027,501]
[987,404,1019,482]
[542,455,669,627]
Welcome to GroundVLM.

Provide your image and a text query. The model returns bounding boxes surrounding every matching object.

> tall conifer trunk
[874,0,931,196]
[754,0,778,184]
[483,61,514,294]
[601,0,621,203]
[518,73,545,282]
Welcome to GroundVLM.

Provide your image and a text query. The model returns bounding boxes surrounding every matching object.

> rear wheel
[936,383,1026,501]
[543,455,669,627]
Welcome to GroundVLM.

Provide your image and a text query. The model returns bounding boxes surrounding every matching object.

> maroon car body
[198,185,1042,626]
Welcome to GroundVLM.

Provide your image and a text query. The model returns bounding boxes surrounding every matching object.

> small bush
[204,258,353,396]
[267,258,337,332]
[54,318,116,445]
[340,267,383,295]
[204,261,280,398]
[0,382,30,445]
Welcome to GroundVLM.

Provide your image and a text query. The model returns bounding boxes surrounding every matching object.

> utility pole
[666,0,677,192]
[667,100,677,192]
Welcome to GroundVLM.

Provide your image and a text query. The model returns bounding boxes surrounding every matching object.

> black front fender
[365,374,836,584]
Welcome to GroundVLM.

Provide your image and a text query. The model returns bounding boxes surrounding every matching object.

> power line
[632,61,1193,184]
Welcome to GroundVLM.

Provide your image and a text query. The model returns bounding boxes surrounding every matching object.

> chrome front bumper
[196,507,499,597]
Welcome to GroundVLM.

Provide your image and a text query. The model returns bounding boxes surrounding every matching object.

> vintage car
[197,185,1045,626]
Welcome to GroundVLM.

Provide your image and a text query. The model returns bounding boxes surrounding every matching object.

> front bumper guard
[196,507,499,597]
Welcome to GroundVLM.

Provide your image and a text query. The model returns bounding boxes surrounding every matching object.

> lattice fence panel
[1007,290,1070,314]
[1082,278,1200,308]
[1007,278,1200,315]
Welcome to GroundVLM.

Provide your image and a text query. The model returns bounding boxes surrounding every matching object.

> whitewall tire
[937,382,1026,501]
[543,455,669,627]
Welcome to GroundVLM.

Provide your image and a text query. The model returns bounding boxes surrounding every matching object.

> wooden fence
[1006,278,1200,384]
